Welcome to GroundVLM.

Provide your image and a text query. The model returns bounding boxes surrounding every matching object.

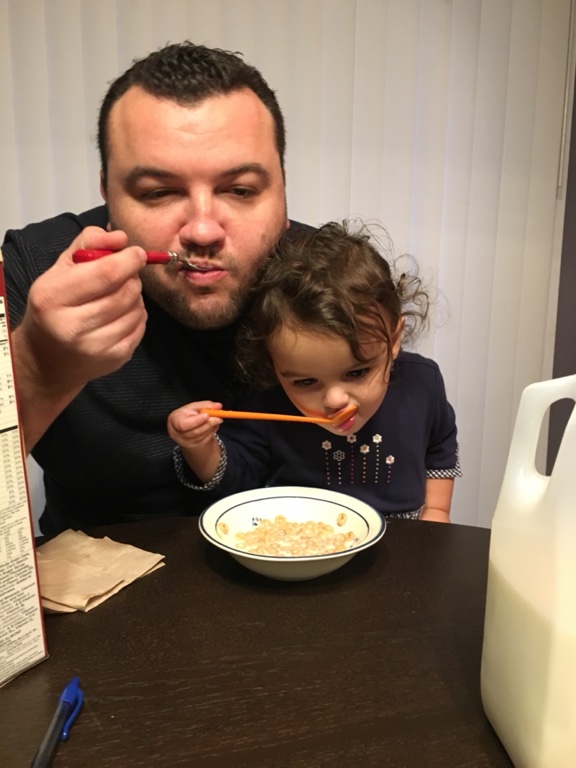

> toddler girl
[167,221,461,522]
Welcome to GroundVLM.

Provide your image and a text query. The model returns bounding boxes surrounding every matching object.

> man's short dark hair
[98,41,286,186]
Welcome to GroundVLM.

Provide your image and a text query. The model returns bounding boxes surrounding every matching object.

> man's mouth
[181,262,219,272]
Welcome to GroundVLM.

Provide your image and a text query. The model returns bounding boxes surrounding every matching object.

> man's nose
[178,197,225,252]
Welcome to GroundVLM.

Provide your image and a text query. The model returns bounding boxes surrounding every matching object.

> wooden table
[0,518,513,767]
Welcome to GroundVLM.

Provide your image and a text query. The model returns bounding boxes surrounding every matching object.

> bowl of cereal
[199,486,386,581]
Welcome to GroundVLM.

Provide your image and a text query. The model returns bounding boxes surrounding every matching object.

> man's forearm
[12,327,83,452]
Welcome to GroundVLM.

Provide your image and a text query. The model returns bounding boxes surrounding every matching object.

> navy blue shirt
[178,352,461,518]
[2,206,314,535]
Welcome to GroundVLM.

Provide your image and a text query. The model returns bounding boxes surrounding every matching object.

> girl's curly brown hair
[236,220,429,388]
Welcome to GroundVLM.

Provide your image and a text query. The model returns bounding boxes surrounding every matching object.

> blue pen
[30,677,83,768]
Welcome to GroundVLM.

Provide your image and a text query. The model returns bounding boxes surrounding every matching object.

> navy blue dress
[176,351,461,518]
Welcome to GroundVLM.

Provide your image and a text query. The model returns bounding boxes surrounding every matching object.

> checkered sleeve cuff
[173,435,228,491]
[426,444,462,480]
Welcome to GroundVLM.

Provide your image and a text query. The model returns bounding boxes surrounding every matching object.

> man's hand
[13,227,148,451]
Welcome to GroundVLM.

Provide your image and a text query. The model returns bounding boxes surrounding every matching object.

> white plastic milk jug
[481,373,576,767]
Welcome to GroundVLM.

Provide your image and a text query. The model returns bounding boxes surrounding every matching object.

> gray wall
[549,74,576,471]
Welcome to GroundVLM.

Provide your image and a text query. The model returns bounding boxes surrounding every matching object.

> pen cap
[60,677,83,740]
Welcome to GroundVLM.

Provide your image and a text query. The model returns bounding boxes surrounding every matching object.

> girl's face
[268,321,403,436]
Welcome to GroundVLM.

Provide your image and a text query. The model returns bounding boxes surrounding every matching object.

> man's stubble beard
[140,271,254,330]
[110,217,287,330]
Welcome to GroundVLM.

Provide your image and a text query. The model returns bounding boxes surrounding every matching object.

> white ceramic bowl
[199,486,386,581]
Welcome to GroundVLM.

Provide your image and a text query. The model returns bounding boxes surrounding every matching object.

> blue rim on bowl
[199,486,386,580]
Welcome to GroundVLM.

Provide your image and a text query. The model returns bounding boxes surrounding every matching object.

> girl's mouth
[334,410,358,432]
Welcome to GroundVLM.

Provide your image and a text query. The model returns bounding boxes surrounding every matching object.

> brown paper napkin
[36,530,165,613]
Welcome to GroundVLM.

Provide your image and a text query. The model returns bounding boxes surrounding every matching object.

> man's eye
[228,186,256,198]
[139,189,175,201]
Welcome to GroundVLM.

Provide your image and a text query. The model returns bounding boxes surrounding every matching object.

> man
[3,41,310,536]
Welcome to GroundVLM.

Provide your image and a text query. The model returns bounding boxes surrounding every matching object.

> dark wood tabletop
[0,517,513,768]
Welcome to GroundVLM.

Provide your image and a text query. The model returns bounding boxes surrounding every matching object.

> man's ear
[99,171,112,231]
[100,169,107,202]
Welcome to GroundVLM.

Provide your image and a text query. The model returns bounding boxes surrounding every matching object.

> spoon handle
[72,249,175,264]
[200,409,332,424]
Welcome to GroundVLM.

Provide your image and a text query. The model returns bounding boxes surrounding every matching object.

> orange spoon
[200,405,357,426]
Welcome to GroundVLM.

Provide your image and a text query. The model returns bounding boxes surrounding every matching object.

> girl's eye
[292,378,317,388]
[346,367,370,380]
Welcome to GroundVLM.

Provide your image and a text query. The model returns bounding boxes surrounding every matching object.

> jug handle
[546,375,576,478]
[499,374,576,499]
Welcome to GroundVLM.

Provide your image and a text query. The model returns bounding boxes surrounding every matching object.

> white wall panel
[0,0,573,529]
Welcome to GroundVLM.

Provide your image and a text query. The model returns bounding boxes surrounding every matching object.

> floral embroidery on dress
[358,444,369,484]
[346,435,356,480]
[322,441,332,484]
[372,434,382,482]
[333,449,345,484]
[385,455,395,484]
[321,433,396,487]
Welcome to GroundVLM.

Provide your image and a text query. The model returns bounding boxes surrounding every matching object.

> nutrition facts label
[0,297,24,506]
[0,267,46,686]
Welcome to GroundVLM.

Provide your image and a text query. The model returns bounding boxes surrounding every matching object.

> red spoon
[72,249,211,271]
